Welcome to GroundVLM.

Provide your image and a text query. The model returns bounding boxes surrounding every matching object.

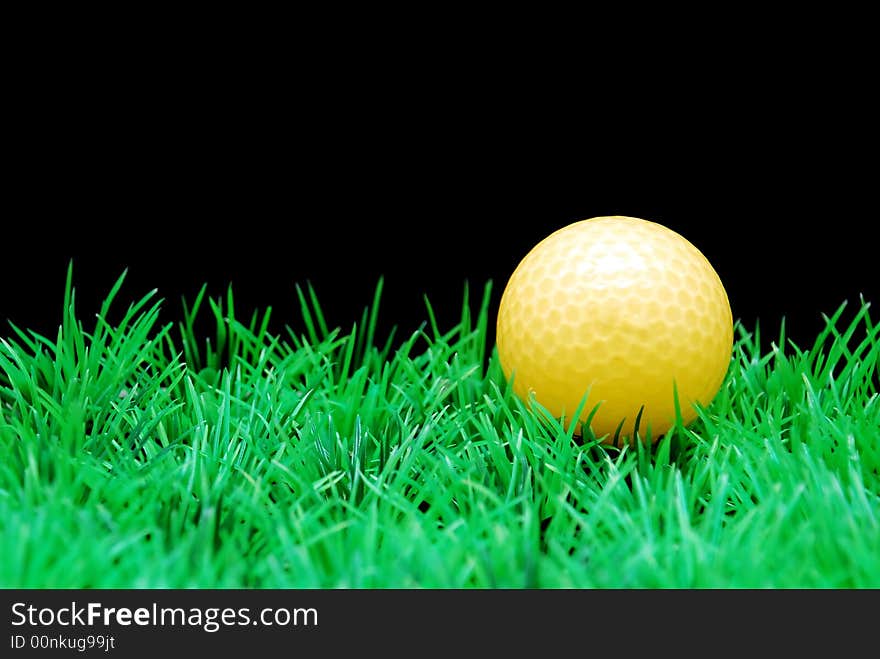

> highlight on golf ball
[496,215,734,443]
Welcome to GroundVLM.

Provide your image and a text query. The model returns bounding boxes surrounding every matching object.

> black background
[3,36,877,353]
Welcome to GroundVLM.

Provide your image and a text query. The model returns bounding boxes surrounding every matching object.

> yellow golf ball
[496,216,733,443]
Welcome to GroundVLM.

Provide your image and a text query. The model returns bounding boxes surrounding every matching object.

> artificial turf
[1,266,878,588]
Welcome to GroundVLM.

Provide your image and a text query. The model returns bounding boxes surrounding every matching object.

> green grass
[1,265,878,588]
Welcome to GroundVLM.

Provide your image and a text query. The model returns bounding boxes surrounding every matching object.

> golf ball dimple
[496,216,734,443]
